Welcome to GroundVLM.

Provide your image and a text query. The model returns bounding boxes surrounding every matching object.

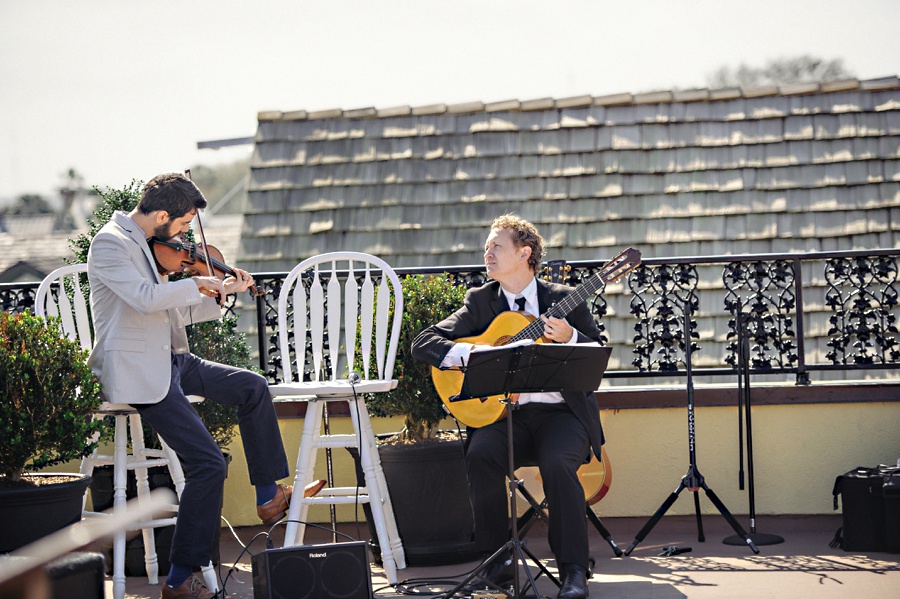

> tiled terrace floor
[108,514,899,599]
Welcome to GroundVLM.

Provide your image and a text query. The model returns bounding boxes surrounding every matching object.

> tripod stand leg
[516,506,538,539]
[701,483,760,554]
[508,538,558,599]
[515,482,549,540]
[516,539,561,587]
[439,544,512,598]
[692,490,705,542]
[624,483,685,556]
[440,538,559,599]
[586,506,623,557]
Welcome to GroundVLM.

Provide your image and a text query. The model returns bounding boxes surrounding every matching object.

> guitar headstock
[543,259,570,284]
[600,248,642,284]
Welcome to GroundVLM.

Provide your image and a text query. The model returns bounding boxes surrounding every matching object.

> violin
[149,236,265,298]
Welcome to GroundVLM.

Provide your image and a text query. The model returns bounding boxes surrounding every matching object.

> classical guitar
[517,446,613,507]
[431,247,642,428]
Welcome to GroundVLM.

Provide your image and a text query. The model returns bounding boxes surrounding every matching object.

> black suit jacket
[411,278,607,458]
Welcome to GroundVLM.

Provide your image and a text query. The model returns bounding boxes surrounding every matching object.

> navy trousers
[466,402,591,570]
[135,353,289,567]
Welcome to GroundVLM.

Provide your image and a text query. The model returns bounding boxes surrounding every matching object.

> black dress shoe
[557,564,589,599]
[459,554,515,594]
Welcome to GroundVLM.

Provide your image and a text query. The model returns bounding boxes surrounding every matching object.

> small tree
[707,55,854,89]
[69,180,144,264]
[2,194,54,216]
[0,311,103,482]
[364,274,466,444]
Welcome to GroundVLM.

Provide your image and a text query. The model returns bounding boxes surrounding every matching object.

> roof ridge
[257,76,900,122]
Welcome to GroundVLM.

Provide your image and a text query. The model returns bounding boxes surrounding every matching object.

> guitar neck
[509,278,603,343]
[509,248,641,344]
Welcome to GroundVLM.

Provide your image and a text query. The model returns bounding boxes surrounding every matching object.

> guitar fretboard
[508,248,640,344]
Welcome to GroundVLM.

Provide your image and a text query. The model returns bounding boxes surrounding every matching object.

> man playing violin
[87,172,322,599]
[411,214,604,599]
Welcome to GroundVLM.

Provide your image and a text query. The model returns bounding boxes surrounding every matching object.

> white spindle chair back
[34,264,93,351]
[276,251,403,387]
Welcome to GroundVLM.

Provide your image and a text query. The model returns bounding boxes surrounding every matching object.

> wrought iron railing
[4,249,898,387]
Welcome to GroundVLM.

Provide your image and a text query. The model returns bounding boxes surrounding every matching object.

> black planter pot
[0,473,92,553]
[350,435,479,567]
[89,453,231,576]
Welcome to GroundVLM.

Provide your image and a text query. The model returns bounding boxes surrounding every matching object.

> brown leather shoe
[303,478,327,498]
[257,481,326,525]
[258,484,293,525]
[160,575,215,599]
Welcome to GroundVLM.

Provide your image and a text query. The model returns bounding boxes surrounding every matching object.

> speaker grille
[253,542,372,599]
[321,550,366,598]
[270,553,316,599]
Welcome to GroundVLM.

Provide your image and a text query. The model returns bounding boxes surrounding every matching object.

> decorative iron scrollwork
[723,260,798,371]
[824,255,900,364]
[0,285,37,315]
[629,263,699,372]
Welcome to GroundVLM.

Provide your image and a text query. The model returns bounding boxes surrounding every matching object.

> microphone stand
[624,299,759,556]
[723,300,784,547]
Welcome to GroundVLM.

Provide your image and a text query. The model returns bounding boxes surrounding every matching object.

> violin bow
[185,169,221,304]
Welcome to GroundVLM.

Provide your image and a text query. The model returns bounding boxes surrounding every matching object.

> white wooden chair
[34,264,219,599]
[268,251,407,583]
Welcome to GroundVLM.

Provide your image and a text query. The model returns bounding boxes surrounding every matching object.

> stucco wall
[216,401,899,527]
[49,401,896,528]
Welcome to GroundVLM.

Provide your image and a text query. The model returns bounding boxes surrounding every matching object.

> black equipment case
[831,465,900,552]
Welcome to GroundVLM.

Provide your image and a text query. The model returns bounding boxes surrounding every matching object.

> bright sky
[1,0,898,203]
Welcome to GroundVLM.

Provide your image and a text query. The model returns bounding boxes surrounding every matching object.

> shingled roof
[241,77,900,273]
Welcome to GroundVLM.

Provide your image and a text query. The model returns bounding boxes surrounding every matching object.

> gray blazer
[87,211,220,405]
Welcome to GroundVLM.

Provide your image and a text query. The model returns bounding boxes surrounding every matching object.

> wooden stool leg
[284,401,324,547]
[348,399,399,583]
[160,436,187,498]
[111,415,128,599]
[129,414,160,585]
[354,397,406,569]
[200,561,219,592]
[79,421,101,513]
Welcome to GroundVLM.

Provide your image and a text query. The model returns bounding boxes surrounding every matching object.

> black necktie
[514,296,526,311]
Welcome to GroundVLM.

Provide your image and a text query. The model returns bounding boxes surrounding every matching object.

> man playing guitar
[412,214,604,599]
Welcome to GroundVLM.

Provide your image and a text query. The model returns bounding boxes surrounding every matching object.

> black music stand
[623,301,759,557]
[440,342,612,599]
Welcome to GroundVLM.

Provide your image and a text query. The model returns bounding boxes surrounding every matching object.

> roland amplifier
[252,541,373,599]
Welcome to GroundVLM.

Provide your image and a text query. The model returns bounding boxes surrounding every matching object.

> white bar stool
[269,252,407,584]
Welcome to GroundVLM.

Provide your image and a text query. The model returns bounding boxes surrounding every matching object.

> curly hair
[491,214,544,274]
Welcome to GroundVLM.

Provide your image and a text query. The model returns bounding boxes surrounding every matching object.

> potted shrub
[365,273,467,443]
[358,273,479,565]
[0,310,104,552]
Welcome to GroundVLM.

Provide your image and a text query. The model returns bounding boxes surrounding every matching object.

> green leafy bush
[365,274,466,444]
[0,311,103,481]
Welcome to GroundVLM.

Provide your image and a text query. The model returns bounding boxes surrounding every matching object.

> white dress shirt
[441,278,580,405]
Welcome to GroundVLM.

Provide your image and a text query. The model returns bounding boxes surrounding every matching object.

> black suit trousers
[466,401,591,570]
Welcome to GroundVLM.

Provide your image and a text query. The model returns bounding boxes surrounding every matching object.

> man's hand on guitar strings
[541,314,573,343]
